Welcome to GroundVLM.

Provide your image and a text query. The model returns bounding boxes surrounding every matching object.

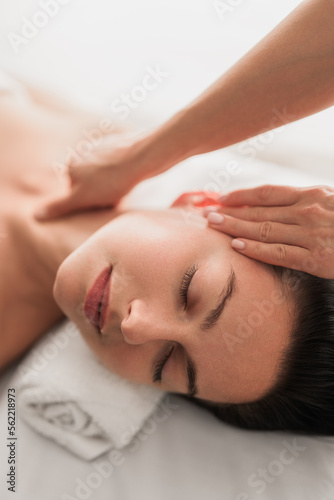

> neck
[15,198,121,305]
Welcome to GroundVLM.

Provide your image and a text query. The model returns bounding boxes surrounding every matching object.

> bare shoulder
[0,85,128,370]
[0,206,64,371]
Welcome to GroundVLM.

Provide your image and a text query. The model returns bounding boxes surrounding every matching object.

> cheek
[53,259,78,316]
[54,254,93,321]
[82,336,151,384]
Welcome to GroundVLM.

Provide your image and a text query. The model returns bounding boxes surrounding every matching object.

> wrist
[129,109,193,181]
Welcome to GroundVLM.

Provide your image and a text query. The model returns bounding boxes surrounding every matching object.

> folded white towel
[12,319,166,461]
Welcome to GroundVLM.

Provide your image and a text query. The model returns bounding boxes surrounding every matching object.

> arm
[36,0,334,219]
[136,0,334,179]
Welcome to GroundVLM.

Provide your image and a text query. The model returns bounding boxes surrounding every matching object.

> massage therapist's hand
[203,185,334,279]
[34,132,151,220]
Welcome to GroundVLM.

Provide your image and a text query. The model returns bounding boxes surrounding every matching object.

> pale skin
[54,207,293,404]
[34,0,334,282]
[0,86,127,370]
[0,85,294,405]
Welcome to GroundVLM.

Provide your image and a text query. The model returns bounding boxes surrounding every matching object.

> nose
[121,299,179,345]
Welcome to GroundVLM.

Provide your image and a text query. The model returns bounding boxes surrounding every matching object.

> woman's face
[54,207,293,404]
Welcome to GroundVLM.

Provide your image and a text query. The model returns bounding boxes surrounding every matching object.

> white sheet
[0,1,333,499]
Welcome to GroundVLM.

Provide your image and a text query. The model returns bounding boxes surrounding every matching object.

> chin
[54,256,91,331]
[52,259,73,317]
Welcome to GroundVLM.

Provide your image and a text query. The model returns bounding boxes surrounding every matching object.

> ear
[170,191,222,208]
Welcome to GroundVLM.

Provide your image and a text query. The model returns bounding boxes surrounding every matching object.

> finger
[220,185,301,207]
[206,212,305,246]
[203,205,298,224]
[34,192,81,220]
[229,238,311,272]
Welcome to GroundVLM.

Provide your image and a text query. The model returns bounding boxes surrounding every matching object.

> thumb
[34,193,77,220]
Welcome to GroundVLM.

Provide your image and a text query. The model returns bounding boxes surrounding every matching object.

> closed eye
[152,263,198,387]
[152,345,175,383]
[179,264,198,309]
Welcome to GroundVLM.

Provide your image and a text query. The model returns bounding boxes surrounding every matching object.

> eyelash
[153,345,175,383]
[153,263,198,384]
[179,264,198,309]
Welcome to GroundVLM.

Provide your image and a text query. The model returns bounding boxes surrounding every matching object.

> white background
[0,0,333,179]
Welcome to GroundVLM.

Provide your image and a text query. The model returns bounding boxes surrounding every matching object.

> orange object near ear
[170,191,222,208]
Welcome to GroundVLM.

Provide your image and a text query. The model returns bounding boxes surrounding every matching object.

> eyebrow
[200,267,236,332]
[185,266,236,397]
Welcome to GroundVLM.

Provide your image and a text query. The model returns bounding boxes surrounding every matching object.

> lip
[84,266,112,331]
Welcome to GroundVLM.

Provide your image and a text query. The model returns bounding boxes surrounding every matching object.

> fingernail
[231,239,245,250]
[207,212,224,224]
[202,206,219,216]
[219,194,228,203]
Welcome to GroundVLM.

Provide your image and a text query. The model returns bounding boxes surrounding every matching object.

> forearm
[135,0,334,178]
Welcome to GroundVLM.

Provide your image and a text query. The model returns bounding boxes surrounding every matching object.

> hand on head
[202,184,334,280]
